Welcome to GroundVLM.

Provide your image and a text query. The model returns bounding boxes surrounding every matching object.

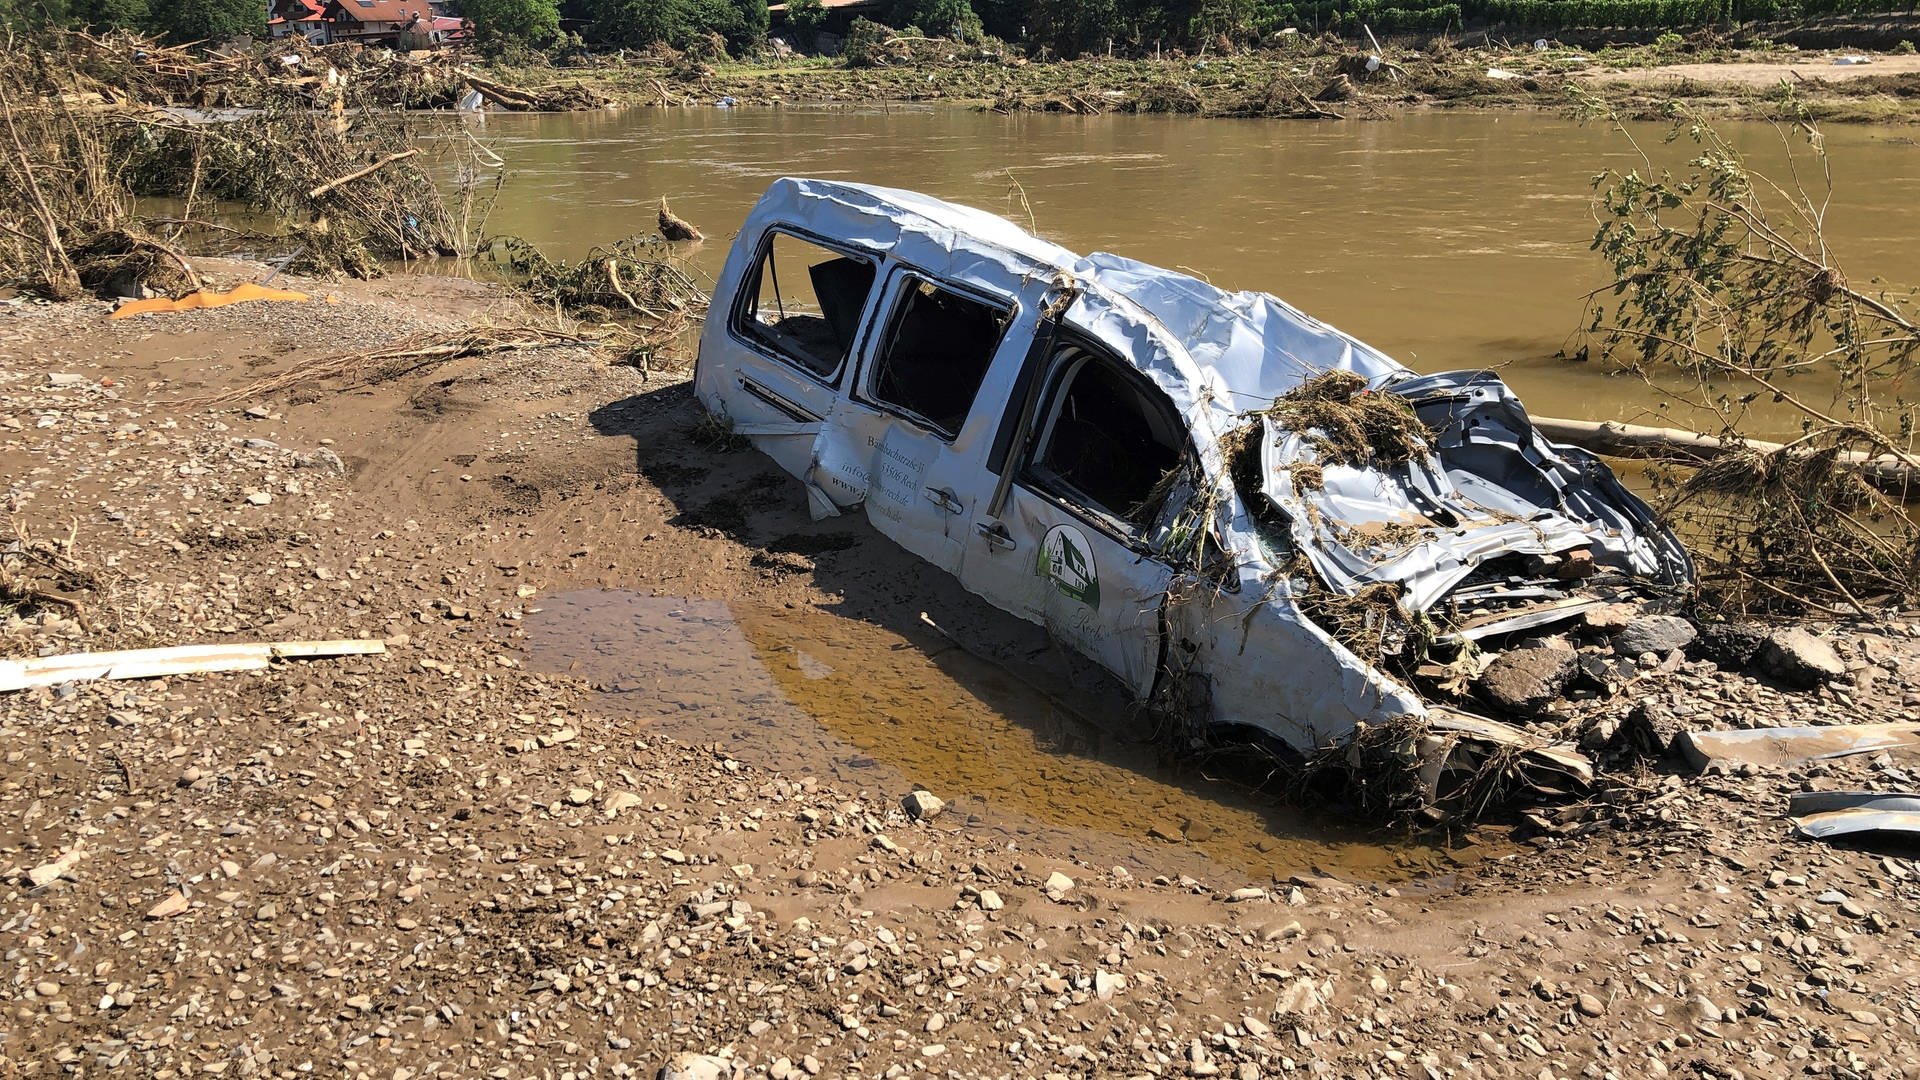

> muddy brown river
[471,105,1920,433]
[512,107,1918,880]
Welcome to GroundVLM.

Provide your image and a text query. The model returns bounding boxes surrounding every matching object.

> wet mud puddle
[527,590,1474,884]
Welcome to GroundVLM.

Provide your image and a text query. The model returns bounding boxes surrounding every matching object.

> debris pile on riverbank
[0,31,490,297]
[622,39,1920,123]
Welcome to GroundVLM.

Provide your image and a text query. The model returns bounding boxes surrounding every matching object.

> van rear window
[733,231,877,381]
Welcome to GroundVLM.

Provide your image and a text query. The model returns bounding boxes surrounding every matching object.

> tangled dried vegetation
[0,520,96,628]
[482,234,710,374]
[0,30,501,299]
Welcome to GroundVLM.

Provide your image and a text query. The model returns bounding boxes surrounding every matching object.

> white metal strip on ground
[0,639,386,692]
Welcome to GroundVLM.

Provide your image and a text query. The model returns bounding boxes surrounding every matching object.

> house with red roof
[267,0,330,42]
[318,0,437,45]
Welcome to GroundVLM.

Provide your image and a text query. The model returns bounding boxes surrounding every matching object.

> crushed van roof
[756,178,1410,422]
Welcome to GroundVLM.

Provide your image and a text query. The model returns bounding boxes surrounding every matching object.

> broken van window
[868,277,1010,438]
[1024,344,1185,536]
[733,231,877,380]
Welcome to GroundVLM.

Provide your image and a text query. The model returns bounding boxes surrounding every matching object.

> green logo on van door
[1038,524,1100,608]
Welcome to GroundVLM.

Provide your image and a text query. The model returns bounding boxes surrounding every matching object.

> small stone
[35,980,59,998]
[1612,615,1696,656]
[27,847,82,887]
[564,787,593,806]
[244,491,272,506]
[1227,887,1267,903]
[658,1053,729,1080]
[925,1013,945,1033]
[1044,871,1075,898]
[1094,970,1124,1000]
[976,889,1004,911]
[1617,700,1692,758]
[1577,993,1605,1017]
[146,891,189,919]
[603,791,644,817]
[1273,976,1329,1018]
[902,789,945,820]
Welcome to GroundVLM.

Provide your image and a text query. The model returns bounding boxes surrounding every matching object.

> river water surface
[470,105,1920,430]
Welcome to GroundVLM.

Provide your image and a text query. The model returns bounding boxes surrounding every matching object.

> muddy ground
[3,268,1919,1079]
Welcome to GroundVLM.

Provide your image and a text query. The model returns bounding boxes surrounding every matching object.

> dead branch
[657,196,702,242]
[307,148,420,200]
[0,80,81,299]
[1532,416,1920,496]
[196,326,607,405]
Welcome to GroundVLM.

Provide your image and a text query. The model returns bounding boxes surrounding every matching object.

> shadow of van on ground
[581,383,1444,878]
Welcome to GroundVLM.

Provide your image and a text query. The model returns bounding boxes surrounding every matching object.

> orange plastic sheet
[109,282,311,320]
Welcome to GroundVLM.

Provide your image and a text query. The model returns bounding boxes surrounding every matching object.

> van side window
[734,231,877,380]
[1025,344,1186,536]
[868,278,1010,439]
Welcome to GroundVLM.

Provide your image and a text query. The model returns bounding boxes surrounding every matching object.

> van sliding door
[851,270,1025,574]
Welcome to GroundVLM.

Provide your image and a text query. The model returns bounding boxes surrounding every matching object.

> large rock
[1690,622,1768,671]
[1611,615,1697,657]
[1757,628,1845,689]
[1477,647,1578,717]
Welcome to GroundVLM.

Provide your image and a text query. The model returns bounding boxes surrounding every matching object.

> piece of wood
[306,149,419,200]
[0,639,385,693]
[1531,415,1920,496]
[657,196,702,242]
[457,69,542,110]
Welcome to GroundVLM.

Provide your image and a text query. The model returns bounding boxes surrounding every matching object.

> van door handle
[975,522,1016,551]
[924,487,963,515]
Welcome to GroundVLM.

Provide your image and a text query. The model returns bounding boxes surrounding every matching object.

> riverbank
[484,40,1920,124]
[3,267,1919,1077]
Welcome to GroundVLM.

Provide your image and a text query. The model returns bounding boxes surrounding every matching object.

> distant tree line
[2,0,1913,54]
[0,0,268,42]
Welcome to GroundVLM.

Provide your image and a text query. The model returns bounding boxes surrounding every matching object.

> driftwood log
[657,196,702,242]
[457,69,543,110]
[1531,415,1920,496]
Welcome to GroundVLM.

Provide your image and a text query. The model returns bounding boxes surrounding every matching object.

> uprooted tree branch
[1568,91,1920,616]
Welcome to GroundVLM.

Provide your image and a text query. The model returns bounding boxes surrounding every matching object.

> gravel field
[3,270,1918,1079]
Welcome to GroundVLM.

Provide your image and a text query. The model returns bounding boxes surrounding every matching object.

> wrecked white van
[694,179,1692,792]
